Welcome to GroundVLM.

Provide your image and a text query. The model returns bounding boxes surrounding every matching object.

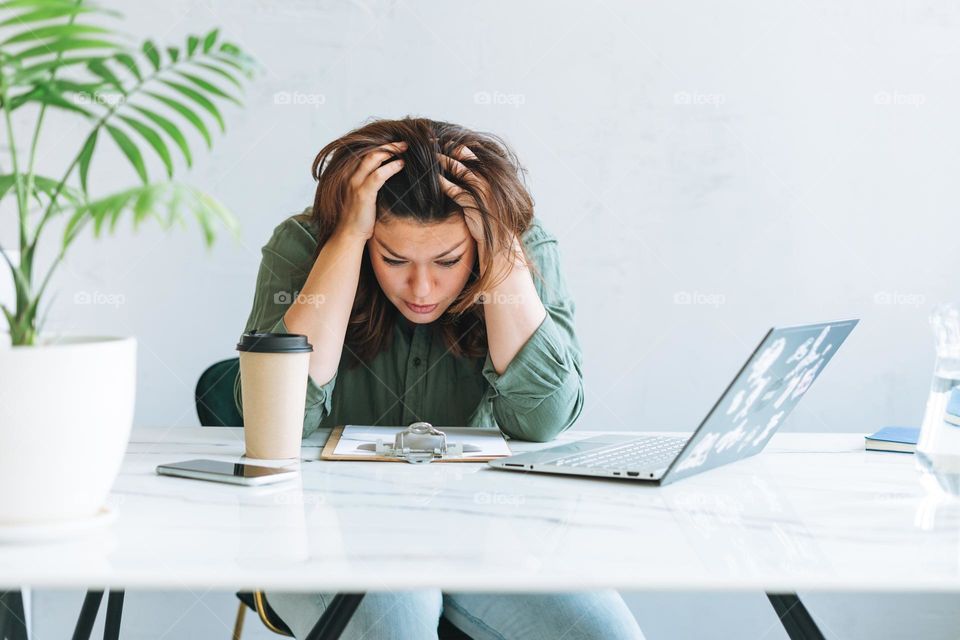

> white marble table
[1,427,958,595]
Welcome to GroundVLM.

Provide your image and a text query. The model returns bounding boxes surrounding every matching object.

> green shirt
[234,208,583,442]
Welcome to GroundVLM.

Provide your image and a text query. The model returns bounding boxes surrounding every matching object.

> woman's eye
[381,256,461,267]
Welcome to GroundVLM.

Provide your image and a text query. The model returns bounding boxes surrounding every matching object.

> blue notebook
[865,426,919,454]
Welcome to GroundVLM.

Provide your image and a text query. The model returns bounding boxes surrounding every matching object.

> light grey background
[5,0,960,638]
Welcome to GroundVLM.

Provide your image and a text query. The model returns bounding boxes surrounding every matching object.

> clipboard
[321,424,512,463]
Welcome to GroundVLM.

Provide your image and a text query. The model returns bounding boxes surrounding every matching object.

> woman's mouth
[405,301,438,315]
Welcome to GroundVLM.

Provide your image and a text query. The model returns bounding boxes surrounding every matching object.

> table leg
[72,590,104,640]
[305,593,365,640]
[0,591,29,640]
[104,590,125,640]
[766,593,825,640]
[67,589,125,640]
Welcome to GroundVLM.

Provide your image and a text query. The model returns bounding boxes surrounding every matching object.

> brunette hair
[310,117,535,366]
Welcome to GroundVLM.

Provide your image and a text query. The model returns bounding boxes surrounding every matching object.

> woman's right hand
[335,141,407,241]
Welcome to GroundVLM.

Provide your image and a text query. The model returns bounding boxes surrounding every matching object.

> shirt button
[413,357,422,366]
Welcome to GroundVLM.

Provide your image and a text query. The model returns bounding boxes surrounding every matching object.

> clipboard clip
[373,421,464,464]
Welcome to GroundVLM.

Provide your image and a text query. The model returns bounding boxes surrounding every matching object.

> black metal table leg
[0,591,29,640]
[766,593,825,640]
[72,590,105,640]
[306,593,365,640]
[104,590,124,640]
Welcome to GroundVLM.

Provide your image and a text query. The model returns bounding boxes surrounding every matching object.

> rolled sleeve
[234,296,338,440]
[481,220,584,442]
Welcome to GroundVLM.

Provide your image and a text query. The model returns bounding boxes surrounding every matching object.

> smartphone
[156,458,299,486]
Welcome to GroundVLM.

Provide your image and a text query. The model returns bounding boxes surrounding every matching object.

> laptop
[488,319,858,485]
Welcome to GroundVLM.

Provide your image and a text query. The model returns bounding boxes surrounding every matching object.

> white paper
[333,425,511,458]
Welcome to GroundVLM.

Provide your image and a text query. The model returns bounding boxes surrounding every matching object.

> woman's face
[369,214,476,324]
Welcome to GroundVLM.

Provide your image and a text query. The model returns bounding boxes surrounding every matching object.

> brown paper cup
[237,332,313,460]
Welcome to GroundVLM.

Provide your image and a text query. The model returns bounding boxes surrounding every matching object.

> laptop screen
[661,319,859,485]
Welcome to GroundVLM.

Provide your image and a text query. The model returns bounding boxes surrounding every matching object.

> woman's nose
[410,267,432,299]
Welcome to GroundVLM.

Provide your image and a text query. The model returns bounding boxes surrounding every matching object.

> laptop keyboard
[551,436,687,471]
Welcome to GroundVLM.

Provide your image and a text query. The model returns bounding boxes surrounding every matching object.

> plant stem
[1,85,30,326]
[32,215,90,312]
[24,0,83,248]
[1,96,26,253]
[3,0,83,345]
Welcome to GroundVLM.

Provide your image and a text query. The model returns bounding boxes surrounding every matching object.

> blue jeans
[266,590,645,639]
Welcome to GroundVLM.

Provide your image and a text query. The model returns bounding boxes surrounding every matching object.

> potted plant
[0,0,255,524]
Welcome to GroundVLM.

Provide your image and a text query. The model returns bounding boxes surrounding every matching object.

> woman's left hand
[437,145,493,246]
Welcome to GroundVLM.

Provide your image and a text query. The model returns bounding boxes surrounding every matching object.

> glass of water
[916,303,960,495]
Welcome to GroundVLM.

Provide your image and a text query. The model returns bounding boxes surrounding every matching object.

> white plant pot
[0,336,136,524]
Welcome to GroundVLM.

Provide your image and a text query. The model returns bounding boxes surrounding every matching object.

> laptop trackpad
[502,435,637,465]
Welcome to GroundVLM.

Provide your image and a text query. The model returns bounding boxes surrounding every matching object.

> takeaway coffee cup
[236,332,313,460]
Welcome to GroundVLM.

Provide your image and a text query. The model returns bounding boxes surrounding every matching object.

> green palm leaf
[202,28,218,53]
[174,71,240,105]
[208,52,253,77]
[0,173,82,205]
[11,56,105,84]
[106,123,147,183]
[128,105,192,167]
[63,182,238,248]
[143,90,212,147]
[141,39,160,70]
[0,4,112,28]
[188,60,243,90]
[6,79,103,115]
[0,23,112,46]
[87,58,123,92]
[118,114,173,178]
[77,129,98,193]
[31,174,83,204]
[158,79,225,131]
[112,51,139,81]
[26,85,93,116]
[11,38,119,60]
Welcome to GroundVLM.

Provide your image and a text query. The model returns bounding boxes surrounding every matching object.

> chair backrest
[195,358,242,427]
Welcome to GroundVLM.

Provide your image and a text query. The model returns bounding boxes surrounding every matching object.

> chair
[196,358,471,639]
[195,358,244,429]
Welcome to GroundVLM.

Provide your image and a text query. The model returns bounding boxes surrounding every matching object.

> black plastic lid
[236,332,313,353]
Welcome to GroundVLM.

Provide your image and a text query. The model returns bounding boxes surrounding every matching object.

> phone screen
[160,459,294,478]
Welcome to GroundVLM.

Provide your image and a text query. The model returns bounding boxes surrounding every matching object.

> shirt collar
[395,311,416,338]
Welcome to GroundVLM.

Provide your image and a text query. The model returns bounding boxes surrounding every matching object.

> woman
[237,117,644,639]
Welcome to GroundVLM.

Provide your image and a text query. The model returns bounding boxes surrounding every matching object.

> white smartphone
[156,458,299,486]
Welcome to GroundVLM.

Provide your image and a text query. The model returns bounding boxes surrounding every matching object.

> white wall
[4,2,960,431]
[6,1,960,638]
[9,0,959,437]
